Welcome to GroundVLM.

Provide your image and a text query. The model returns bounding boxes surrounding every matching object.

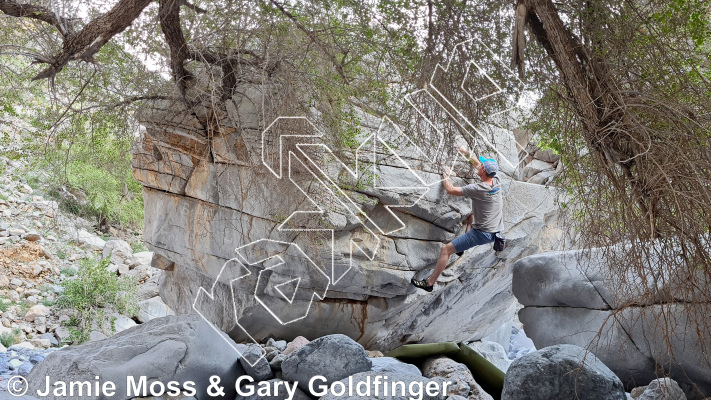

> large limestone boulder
[131,93,565,352]
[501,344,626,400]
[512,249,711,399]
[26,314,245,400]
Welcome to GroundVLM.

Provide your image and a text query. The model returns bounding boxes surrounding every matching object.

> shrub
[0,332,14,348]
[130,240,147,254]
[0,297,9,312]
[56,257,138,344]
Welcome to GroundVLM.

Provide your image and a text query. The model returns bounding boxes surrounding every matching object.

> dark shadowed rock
[501,344,626,400]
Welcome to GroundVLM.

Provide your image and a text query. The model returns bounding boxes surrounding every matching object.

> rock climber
[411,146,504,292]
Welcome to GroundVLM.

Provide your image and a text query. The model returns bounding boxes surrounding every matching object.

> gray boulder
[239,343,274,381]
[282,334,371,394]
[512,249,711,398]
[638,378,686,400]
[501,344,626,400]
[422,356,492,400]
[467,340,511,373]
[371,357,422,376]
[103,239,133,264]
[26,314,245,400]
[318,371,446,400]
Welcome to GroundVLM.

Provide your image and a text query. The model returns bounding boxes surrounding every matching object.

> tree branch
[158,0,193,97]
[179,0,206,14]
[31,0,153,81]
[265,0,348,83]
[0,0,75,37]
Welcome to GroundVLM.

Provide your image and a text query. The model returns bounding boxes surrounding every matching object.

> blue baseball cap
[479,156,498,176]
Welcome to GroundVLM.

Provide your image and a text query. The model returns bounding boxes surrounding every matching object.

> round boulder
[501,344,626,400]
[638,378,686,400]
[282,334,371,395]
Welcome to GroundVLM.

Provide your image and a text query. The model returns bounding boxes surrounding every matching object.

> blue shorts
[451,228,495,253]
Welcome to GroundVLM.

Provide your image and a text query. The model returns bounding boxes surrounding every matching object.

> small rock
[371,357,422,376]
[422,356,480,398]
[132,251,153,266]
[9,342,35,351]
[17,360,34,376]
[24,304,50,321]
[7,228,25,236]
[239,344,274,381]
[10,278,22,287]
[24,233,40,242]
[112,313,137,333]
[0,275,8,287]
[366,350,384,357]
[54,326,71,343]
[137,296,174,323]
[638,378,686,400]
[468,340,512,372]
[270,353,287,371]
[73,229,106,250]
[283,336,310,355]
[117,264,129,275]
[28,338,51,349]
[29,353,46,364]
[102,239,132,264]
[39,333,58,347]
[8,358,23,370]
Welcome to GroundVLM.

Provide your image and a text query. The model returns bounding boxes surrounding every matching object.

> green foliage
[60,266,77,276]
[130,240,147,254]
[0,297,9,313]
[0,332,15,348]
[56,250,67,260]
[57,257,138,344]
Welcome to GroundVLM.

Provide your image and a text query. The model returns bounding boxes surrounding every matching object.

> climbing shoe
[411,277,433,292]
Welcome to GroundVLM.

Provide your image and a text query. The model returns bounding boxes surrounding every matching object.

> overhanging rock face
[131,94,565,352]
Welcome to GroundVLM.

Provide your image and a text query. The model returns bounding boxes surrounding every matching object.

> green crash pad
[386,342,505,400]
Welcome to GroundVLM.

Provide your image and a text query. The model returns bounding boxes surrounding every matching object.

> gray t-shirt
[461,176,504,233]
